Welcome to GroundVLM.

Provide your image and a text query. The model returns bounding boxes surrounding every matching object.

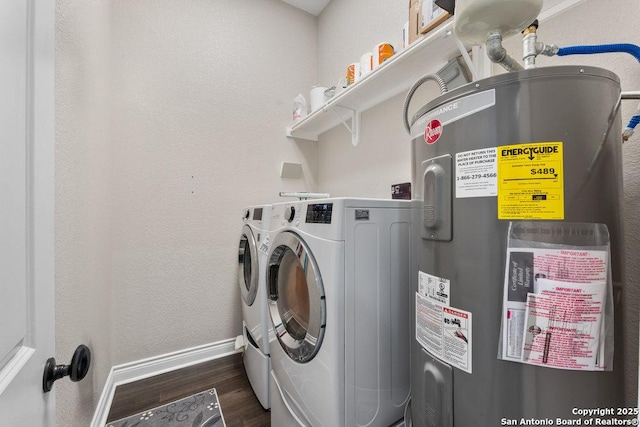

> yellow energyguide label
[497,142,564,220]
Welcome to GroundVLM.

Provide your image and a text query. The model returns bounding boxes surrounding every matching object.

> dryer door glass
[238,225,259,306]
[268,231,325,363]
[278,249,310,340]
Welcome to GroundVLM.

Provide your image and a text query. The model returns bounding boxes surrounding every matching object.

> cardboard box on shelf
[408,0,451,45]
[435,0,455,15]
[421,0,451,35]
[408,0,422,44]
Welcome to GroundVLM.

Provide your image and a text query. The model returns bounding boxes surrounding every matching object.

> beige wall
[315,0,639,406]
[316,0,440,198]
[55,1,113,425]
[106,0,317,366]
[55,1,316,425]
[317,0,407,86]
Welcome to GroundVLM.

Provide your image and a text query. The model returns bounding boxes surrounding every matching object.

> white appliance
[267,198,412,426]
[238,204,272,409]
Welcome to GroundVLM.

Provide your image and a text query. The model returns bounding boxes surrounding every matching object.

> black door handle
[42,345,91,393]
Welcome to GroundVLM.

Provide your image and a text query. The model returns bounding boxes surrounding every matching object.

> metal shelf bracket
[329,105,361,146]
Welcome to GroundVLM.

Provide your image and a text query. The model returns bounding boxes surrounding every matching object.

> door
[0,0,55,425]
[267,231,325,363]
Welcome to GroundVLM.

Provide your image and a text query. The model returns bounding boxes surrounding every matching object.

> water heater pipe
[522,21,559,69]
[554,44,640,142]
[623,104,640,142]
[557,44,640,62]
[486,32,524,72]
[621,93,640,141]
[529,37,640,142]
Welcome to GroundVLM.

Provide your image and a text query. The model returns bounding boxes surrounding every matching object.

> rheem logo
[424,119,442,144]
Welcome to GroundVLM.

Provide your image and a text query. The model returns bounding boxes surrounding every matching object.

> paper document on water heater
[418,271,450,306]
[520,279,606,370]
[416,273,472,374]
[500,247,608,370]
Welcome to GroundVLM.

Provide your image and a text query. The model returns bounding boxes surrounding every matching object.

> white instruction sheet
[418,271,450,306]
[520,279,606,370]
[416,292,472,373]
[501,247,608,370]
[455,147,498,198]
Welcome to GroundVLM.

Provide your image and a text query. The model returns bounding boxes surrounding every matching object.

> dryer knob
[285,206,296,223]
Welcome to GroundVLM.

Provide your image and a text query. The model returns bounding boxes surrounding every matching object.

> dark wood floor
[106,353,271,426]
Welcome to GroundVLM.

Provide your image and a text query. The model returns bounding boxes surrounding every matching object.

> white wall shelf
[285,0,586,145]
[286,19,459,145]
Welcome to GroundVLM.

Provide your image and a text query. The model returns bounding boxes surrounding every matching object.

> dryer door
[268,231,326,363]
[238,224,259,306]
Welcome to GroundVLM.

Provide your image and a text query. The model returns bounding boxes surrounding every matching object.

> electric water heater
[409,66,626,426]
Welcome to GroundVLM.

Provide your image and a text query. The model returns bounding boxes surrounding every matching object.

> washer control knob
[285,206,296,223]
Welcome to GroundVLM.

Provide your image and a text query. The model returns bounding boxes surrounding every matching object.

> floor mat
[106,387,226,427]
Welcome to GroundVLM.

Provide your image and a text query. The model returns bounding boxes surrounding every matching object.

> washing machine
[267,198,412,426]
[238,204,272,409]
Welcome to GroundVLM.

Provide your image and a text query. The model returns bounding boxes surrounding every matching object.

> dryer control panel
[305,203,333,224]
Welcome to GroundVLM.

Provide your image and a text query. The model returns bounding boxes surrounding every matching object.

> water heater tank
[409,66,626,426]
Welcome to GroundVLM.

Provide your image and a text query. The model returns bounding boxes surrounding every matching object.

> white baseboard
[91,337,241,427]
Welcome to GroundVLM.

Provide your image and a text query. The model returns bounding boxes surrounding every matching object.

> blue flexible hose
[557,44,640,62]
[557,44,640,141]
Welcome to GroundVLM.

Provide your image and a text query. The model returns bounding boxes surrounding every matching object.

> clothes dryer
[238,204,271,409]
[267,198,412,426]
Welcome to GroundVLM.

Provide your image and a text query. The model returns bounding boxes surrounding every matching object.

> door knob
[42,345,91,393]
